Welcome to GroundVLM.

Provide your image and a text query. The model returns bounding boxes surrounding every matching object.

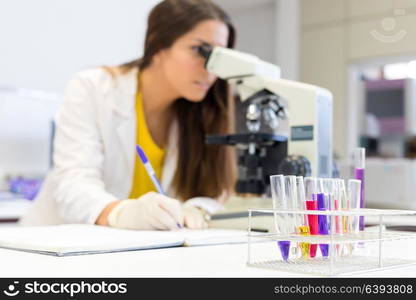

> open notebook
[0,224,253,256]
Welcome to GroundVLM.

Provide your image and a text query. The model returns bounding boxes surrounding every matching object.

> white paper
[0,224,184,256]
[0,224,250,256]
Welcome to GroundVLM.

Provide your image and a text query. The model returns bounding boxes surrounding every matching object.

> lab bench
[1,238,416,278]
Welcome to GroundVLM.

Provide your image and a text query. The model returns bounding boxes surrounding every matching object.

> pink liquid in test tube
[306,198,318,258]
[334,199,340,234]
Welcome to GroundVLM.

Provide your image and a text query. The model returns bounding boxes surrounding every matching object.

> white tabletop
[2,239,416,278]
[1,203,416,278]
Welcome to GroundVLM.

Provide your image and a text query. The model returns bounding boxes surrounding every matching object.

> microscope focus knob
[277,155,311,177]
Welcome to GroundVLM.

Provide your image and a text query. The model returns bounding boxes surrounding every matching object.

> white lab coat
[19,67,223,226]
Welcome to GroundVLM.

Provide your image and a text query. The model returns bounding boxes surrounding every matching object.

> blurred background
[1,0,416,217]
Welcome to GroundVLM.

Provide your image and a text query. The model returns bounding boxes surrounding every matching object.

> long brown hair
[120,0,237,201]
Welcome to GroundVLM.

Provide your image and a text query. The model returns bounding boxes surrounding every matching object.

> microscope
[198,45,333,197]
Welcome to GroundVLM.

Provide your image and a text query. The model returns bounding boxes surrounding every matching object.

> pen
[135,145,182,229]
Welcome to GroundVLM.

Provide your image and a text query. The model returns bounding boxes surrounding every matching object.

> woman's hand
[181,206,209,229]
[105,192,184,230]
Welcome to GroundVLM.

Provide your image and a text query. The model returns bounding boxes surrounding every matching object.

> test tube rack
[246,208,416,277]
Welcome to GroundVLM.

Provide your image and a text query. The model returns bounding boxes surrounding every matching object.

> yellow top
[129,90,165,199]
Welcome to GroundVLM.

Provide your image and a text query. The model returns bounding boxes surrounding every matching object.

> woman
[20,0,237,230]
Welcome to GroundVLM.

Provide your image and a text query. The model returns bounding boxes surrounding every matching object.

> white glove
[107,192,183,230]
[182,206,209,229]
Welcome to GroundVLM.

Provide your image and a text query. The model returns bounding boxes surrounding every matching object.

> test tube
[327,179,342,235]
[270,175,291,261]
[296,176,310,259]
[304,177,318,258]
[337,179,349,234]
[337,178,352,256]
[317,178,329,258]
[332,179,343,256]
[284,176,300,258]
[322,178,343,257]
[353,148,365,231]
[348,179,362,234]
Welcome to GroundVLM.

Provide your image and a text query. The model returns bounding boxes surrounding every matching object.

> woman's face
[156,19,229,102]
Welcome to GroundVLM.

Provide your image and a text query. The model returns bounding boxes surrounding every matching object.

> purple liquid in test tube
[354,148,365,231]
[317,192,329,257]
[270,175,291,261]
[277,241,290,261]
